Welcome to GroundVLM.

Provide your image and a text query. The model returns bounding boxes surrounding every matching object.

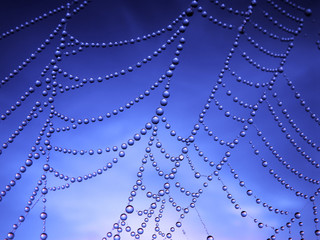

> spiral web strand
[0,0,319,239]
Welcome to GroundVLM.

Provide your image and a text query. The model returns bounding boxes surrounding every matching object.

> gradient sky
[0,0,320,239]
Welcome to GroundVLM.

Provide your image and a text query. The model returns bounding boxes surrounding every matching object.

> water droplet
[126,205,134,214]
[120,213,127,221]
[241,211,247,217]
[7,232,14,239]
[40,212,47,220]
[40,233,48,240]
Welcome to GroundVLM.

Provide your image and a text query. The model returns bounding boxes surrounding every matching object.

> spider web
[0,0,320,239]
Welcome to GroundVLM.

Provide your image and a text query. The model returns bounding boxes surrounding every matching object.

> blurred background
[0,0,320,239]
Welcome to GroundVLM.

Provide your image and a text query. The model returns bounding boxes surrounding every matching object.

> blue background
[0,0,320,239]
